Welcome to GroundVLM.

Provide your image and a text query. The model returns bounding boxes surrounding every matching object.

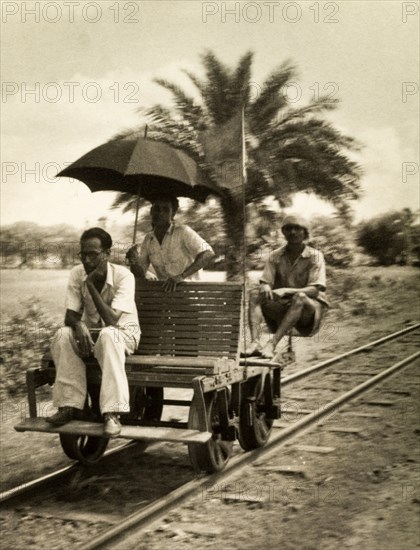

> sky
[1,0,419,229]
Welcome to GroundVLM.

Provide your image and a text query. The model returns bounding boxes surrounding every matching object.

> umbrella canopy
[57,137,220,203]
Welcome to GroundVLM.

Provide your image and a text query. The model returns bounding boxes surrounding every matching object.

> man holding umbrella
[126,196,215,290]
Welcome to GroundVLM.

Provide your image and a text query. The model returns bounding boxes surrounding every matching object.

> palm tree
[113,51,362,279]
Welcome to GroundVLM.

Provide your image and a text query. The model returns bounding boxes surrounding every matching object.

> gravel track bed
[124,360,419,550]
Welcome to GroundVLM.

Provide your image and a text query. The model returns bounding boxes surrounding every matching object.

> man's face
[79,237,107,274]
[151,200,174,227]
[282,224,306,244]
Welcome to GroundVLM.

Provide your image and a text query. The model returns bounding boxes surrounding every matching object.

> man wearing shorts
[242,215,328,361]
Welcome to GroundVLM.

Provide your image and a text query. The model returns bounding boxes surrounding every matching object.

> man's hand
[74,321,94,357]
[125,245,139,265]
[259,283,273,301]
[145,271,158,281]
[272,288,295,300]
[162,275,183,292]
[87,259,107,286]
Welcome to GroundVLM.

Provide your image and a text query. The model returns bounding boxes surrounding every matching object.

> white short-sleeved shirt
[65,262,140,344]
[138,223,214,280]
[261,245,329,307]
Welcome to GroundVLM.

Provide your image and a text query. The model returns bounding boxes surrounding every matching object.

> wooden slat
[141,329,239,336]
[138,342,238,350]
[14,418,212,443]
[136,286,242,292]
[137,294,241,301]
[126,356,219,367]
[139,316,240,324]
[140,334,239,342]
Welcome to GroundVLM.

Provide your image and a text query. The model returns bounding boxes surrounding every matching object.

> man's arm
[126,239,152,280]
[64,308,82,327]
[272,286,320,299]
[163,249,215,292]
[86,281,123,326]
[178,249,215,279]
[64,308,94,357]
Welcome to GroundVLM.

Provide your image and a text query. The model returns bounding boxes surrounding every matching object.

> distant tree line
[1,208,419,270]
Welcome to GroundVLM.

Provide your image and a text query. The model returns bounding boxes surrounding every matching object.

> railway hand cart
[15,281,295,473]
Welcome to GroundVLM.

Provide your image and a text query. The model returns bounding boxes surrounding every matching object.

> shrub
[357,210,412,266]
[0,299,59,399]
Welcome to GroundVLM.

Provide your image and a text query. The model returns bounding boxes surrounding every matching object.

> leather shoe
[103,413,121,438]
[46,407,81,426]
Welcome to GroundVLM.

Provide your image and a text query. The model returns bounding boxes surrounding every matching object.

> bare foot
[241,341,263,357]
[261,342,274,359]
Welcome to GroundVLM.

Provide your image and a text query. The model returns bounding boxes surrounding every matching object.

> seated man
[126,195,215,290]
[47,227,140,437]
[243,215,329,361]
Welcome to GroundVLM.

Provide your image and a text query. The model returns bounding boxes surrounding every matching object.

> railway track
[1,323,419,549]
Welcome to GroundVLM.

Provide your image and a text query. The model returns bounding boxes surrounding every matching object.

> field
[0,268,228,323]
[0,269,69,323]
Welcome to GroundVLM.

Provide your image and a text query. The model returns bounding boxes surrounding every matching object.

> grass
[1,269,69,323]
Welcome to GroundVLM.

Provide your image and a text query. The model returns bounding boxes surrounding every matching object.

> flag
[200,110,246,191]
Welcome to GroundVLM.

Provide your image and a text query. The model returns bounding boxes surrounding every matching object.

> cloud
[1,61,203,227]
[354,125,419,220]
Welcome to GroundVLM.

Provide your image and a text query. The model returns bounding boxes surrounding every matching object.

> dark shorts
[260,295,327,337]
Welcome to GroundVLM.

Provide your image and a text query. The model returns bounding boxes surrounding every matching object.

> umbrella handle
[132,125,148,244]
[132,184,141,244]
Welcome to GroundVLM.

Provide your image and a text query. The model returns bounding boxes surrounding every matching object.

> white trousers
[51,326,137,414]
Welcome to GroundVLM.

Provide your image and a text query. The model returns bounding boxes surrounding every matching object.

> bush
[357,210,412,266]
[0,299,59,399]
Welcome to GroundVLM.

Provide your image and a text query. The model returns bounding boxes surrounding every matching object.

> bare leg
[249,288,263,343]
[271,292,318,357]
[241,288,264,356]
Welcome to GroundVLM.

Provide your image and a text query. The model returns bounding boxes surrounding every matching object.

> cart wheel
[238,377,273,451]
[188,391,233,474]
[59,434,109,464]
[122,386,164,451]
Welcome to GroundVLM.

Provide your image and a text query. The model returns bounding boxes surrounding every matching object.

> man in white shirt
[127,196,215,290]
[47,227,140,437]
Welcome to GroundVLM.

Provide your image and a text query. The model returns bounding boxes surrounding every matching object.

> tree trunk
[221,196,247,281]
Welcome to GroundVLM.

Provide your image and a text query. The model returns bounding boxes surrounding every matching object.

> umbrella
[57,132,220,240]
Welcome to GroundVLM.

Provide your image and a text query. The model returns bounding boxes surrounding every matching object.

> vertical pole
[240,107,248,357]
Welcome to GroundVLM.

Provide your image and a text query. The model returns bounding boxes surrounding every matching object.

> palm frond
[249,60,297,133]
[230,51,253,107]
[201,51,233,124]
[153,78,204,128]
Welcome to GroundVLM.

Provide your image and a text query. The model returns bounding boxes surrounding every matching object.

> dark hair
[281,225,309,239]
[152,196,179,215]
[80,227,112,250]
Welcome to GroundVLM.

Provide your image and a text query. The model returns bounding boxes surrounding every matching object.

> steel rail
[282,322,420,386]
[82,349,419,550]
[4,324,417,506]
[0,441,137,505]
